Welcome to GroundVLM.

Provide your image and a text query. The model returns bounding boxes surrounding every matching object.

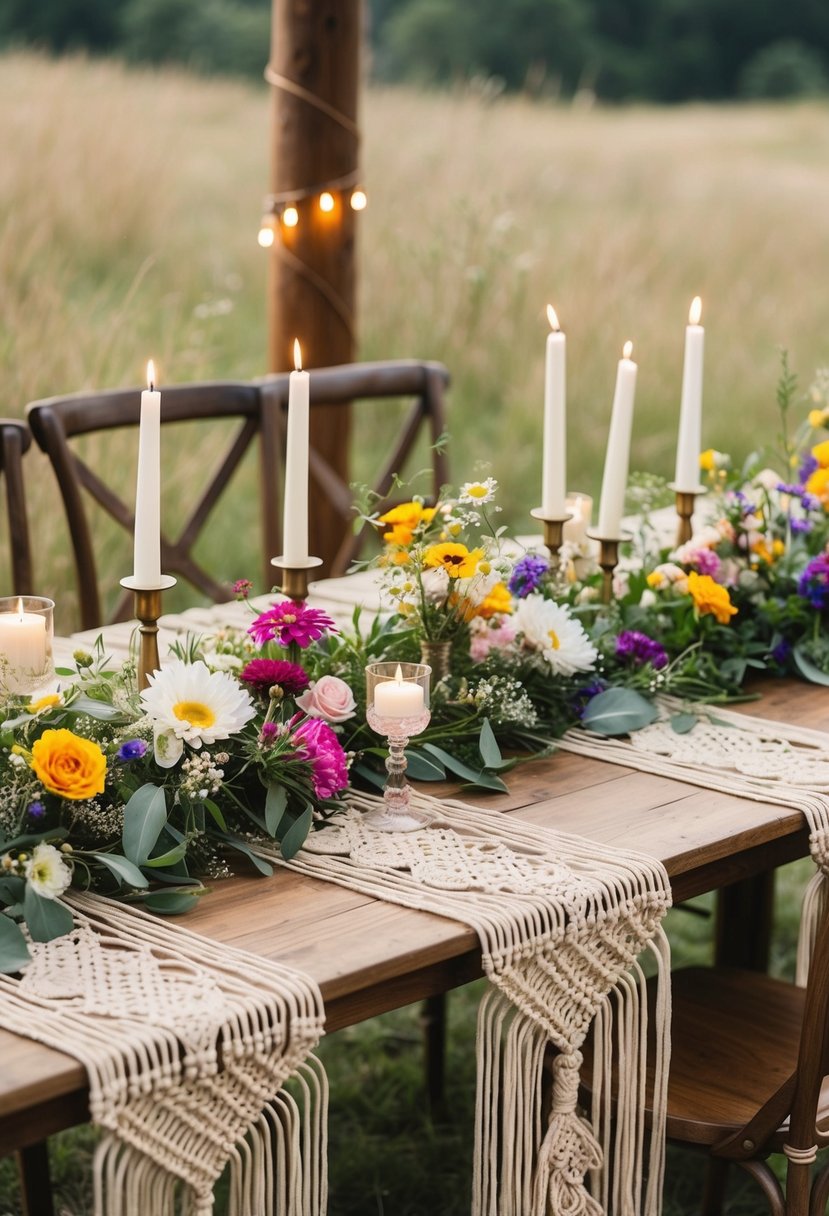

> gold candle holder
[120,575,177,690]
[668,482,706,548]
[530,507,573,566]
[270,555,324,602]
[587,533,627,605]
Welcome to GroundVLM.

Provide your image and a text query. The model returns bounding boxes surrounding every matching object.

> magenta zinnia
[248,600,337,649]
[240,658,309,697]
[292,718,349,799]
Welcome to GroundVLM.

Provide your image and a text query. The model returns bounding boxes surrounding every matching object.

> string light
[283,205,299,228]
[319,191,335,213]
[256,173,367,247]
[350,189,367,211]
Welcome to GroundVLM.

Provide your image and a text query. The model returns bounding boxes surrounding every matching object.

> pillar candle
[597,342,638,537]
[674,296,705,492]
[133,360,161,585]
[541,304,567,517]
[282,339,310,564]
[374,665,425,718]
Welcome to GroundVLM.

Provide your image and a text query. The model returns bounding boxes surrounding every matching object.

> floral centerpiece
[0,601,351,971]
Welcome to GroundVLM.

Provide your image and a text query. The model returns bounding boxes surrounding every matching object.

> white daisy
[140,660,256,757]
[459,477,497,505]
[25,843,72,900]
[513,596,598,676]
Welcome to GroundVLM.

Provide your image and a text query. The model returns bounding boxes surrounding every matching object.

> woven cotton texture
[0,891,327,1216]
[260,792,673,1216]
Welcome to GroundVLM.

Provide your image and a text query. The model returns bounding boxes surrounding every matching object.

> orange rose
[31,728,107,800]
[687,571,737,625]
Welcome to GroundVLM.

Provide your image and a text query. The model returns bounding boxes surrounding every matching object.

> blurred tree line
[2,0,828,100]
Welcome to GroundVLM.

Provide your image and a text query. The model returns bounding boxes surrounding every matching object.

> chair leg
[421,993,447,1115]
[737,1159,786,1216]
[16,1142,55,1216]
[701,1157,730,1216]
[809,1160,829,1216]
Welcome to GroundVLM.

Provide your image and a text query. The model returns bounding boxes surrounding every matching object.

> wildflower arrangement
[0,600,352,972]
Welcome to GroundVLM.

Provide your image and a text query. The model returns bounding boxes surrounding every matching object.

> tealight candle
[282,338,310,564]
[373,664,425,718]
[0,596,53,695]
[562,493,592,545]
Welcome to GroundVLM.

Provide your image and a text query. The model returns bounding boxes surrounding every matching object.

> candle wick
[150,381,155,392]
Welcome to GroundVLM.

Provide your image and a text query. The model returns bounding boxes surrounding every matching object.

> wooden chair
[580,891,829,1216]
[26,361,449,629]
[0,418,34,595]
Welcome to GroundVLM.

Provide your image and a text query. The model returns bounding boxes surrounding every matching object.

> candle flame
[623,340,633,360]
[394,664,404,682]
[546,304,560,332]
[689,296,702,325]
[293,339,302,372]
[146,360,155,392]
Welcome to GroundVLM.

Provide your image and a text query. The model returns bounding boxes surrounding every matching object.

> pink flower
[240,658,309,697]
[295,675,357,723]
[248,600,337,649]
[292,718,349,799]
[469,619,516,662]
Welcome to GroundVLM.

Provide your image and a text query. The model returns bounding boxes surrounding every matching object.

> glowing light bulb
[350,189,367,211]
[258,224,275,248]
[282,205,299,228]
[319,191,335,213]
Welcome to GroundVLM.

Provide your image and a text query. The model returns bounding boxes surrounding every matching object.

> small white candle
[562,493,592,545]
[597,341,638,538]
[282,338,310,564]
[674,296,705,492]
[542,304,567,517]
[374,664,425,718]
[133,360,162,585]
[0,598,47,675]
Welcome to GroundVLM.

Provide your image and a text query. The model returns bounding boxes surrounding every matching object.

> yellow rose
[30,729,107,800]
[687,571,738,625]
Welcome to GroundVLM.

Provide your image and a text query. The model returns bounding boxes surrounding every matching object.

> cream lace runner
[0,891,327,1216]
[259,792,673,1216]
[558,698,829,985]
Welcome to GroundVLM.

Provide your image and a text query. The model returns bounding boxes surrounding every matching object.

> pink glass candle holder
[0,596,54,698]
[365,661,432,831]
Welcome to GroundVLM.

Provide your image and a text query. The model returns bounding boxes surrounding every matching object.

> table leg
[16,1142,54,1216]
[714,872,775,971]
[421,994,447,1115]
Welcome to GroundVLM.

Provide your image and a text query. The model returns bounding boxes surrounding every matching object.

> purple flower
[693,548,721,578]
[771,638,793,665]
[571,679,608,719]
[508,554,549,598]
[248,601,337,649]
[27,800,45,819]
[240,658,309,697]
[292,718,349,799]
[117,739,148,761]
[233,579,253,600]
[800,454,819,483]
[615,630,669,670]
[259,721,280,745]
[798,553,829,610]
[791,518,813,535]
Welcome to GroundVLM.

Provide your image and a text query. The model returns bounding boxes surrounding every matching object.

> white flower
[140,660,256,755]
[639,588,658,608]
[203,650,243,673]
[513,596,598,676]
[459,477,497,505]
[25,843,72,900]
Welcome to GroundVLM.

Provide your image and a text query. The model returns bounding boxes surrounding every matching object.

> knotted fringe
[262,791,672,1216]
[0,892,327,1215]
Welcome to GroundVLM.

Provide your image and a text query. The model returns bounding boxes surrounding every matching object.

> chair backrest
[27,360,450,629]
[0,418,34,596]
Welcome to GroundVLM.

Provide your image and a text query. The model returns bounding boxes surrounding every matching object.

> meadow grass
[1,53,829,625]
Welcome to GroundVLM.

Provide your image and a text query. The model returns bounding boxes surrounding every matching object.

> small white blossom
[25,843,72,900]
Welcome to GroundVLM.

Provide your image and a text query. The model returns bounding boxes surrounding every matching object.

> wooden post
[266,0,360,572]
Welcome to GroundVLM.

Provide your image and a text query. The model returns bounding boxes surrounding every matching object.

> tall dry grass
[1,53,828,625]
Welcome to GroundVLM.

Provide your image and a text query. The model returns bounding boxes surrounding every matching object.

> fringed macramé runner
[557,697,829,988]
[0,891,327,1216]
[257,793,673,1216]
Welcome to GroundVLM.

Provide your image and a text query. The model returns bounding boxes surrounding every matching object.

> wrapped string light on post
[256,173,368,249]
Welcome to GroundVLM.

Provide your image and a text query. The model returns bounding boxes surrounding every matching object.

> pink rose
[295,675,356,723]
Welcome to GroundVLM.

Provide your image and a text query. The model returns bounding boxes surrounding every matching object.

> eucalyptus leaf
[122,784,168,865]
[93,852,148,889]
[143,842,189,869]
[220,836,273,877]
[478,719,502,769]
[0,875,25,902]
[142,890,202,915]
[0,914,31,972]
[68,696,128,722]
[280,804,314,861]
[203,798,227,831]
[265,784,288,837]
[23,887,74,942]
[793,645,829,686]
[670,712,698,735]
[581,687,658,736]
[352,762,386,790]
[421,743,508,791]
[403,749,446,781]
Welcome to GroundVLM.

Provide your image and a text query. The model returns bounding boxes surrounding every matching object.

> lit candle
[597,341,638,538]
[674,296,704,492]
[0,598,47,677]
[133,360,161,586]
[282,338,310,564]
[562,493,592,545]
[374,664,425,718]
[542,304,567,517]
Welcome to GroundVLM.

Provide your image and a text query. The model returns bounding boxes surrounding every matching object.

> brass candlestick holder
[668,483,706,548]
[270,555,324,602]
[120,575,177,690]
[530,507,573,566]
[587,532,628,605]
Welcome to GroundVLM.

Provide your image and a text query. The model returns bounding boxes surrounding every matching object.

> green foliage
[120,0,270,78]
[739,39,828,99]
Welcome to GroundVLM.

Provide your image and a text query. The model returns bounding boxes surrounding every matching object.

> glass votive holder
[562,492,593,546]
[0,596,55,698]
[365,661,432,831]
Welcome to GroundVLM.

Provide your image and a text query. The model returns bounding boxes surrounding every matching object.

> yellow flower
[26,693,61,715]
[809,408,829,430]
[699,449,717,472]
[806,466,829,505]
[476,581,513,619]
[377,502,436,545]
[30,728,107,801]
[813,439,829,468]
[687,571,738,625]
[423,543,484,579]
[751,538,774,565]
[646,570,665,589]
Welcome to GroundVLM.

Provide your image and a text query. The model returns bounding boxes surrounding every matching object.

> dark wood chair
[26,361,449,630]
[580,892,829,1216]
[0,418,34,595]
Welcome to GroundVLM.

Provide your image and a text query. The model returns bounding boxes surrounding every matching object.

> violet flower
[798,554,829,610]
[615,630,669,669]
[117,739,148,761]
[508,554,549,599]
